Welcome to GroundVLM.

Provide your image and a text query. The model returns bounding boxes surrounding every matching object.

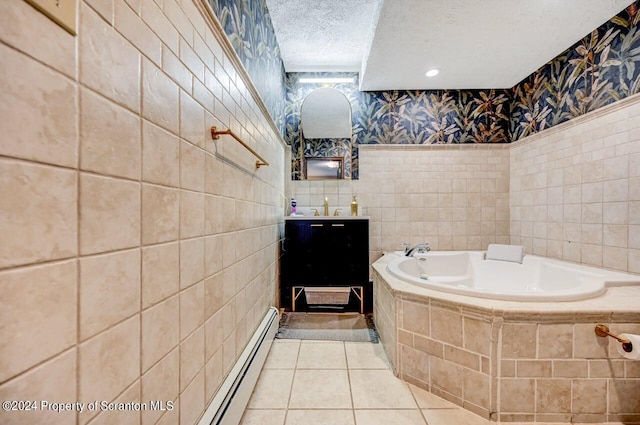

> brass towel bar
[210,126,269,168]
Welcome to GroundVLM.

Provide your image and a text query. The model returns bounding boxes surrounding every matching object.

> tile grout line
[282,340,301,424]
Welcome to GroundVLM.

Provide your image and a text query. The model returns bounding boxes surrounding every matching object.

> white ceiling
[265,0,381,71]
[265,0,633,90]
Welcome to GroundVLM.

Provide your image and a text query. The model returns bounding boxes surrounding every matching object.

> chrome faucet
[323,197,329,216]
[405,243,431,257]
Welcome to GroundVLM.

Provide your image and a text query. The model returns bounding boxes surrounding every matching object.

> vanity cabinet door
[324,221,369,284]
[282,221,328,285]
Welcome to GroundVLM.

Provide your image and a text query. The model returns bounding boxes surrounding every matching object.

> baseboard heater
[198,306,279,425]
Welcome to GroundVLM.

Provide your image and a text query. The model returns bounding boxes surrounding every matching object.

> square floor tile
[247,369,294,409]
[422,408,491,425]
[264,341,300,369]
[240,409,286,425]
[297,341,347,369]
[350,369,417,409]
[354,409,426,425]
[345,342,389,369]
[289,369,352,409]
[409,384,459,409]
[285,410,354,425]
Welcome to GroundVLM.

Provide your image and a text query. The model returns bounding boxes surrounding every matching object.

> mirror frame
[304,156,344,180]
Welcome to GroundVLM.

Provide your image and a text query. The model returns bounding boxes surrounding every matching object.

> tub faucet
[405,243,431,256]
[323,197,329,216]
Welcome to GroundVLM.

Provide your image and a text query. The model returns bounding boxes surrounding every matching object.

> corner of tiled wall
[510,94,640,274]
[0,0,285,424]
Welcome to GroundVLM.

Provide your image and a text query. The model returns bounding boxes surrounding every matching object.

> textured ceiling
[265,0,381,71]
[266,0,633,90]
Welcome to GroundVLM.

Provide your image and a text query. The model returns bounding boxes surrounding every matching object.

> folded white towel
[485,244,524,264]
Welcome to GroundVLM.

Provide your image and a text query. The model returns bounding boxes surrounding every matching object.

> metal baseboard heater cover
[198,307,278,425]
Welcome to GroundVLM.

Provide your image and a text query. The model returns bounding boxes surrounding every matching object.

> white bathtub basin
[386,251,640,301]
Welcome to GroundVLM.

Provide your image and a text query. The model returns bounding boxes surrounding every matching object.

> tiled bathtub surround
[372,256,640,423]
[0,0,285,424]
[510,94,640,273]
[290,144,510,261]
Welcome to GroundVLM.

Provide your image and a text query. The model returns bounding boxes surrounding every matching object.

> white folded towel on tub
[485,244,524,264]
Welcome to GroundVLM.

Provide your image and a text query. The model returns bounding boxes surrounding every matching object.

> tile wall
[290,144,510,262]
[510,94,640,273]
[373,275,640,423]
[0,0,285,424]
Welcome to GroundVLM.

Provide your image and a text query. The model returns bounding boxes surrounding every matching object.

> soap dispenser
[350,195,358,216]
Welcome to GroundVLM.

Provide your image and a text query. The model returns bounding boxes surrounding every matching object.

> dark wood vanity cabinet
[280,218,370,311]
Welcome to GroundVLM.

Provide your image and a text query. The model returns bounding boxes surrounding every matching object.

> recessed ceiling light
[425,69,439,77]
[299,77,355,84]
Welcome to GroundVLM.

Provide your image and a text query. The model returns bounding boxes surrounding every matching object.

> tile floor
[239,339,492,425]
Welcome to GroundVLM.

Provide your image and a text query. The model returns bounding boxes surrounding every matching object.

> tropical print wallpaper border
[208,0,639,179]
[511,1,640,140]
[208,0,286,134]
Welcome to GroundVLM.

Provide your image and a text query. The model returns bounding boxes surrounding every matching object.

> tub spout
[405,243,431,256]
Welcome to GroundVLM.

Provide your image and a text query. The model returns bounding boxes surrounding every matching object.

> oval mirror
[300,88,352,138]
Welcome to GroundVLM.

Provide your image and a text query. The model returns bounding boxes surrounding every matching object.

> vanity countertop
[285,215,369,220]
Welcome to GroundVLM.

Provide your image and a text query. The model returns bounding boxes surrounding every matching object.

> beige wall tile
[205,311,224,360]
[141,348,179,425]
[80,88,141,180]
[0,261,76,382]
[205,348,224,402]
[205,235,224,277]
[444,345,480,371]
[180,191,206,238]
[79,316,140,423]
[536,379,571,413]
[180,141,205,192]
[516,360,552,377]
[431,308,462,347]
[141,242,179,308]
[180,90,206,148]
[88,382,141,425]
[142,58,178,134]
[141,1,178,55]
[401,301,430,336]
[0,44,77,167]
[0,160,77,268]
[430,357,463,398]
[180,326,205,391]
[502,323,536,359]
[538,324,573,359]
[609,379,640,413]
[180,281,205,339]
[0,349,76,425]
[463,318,492,356]
[552,360,588,378]
[0,0,76,77]
[142,121,180,187]
[80,249,140,340]
[572,379,607,413]
[141,184,179,245]
[180,238,205,289]
[80,174,140,255]
[114,0,162,66]
[500,378,534,412]
[574,323,610,359]
[462,368,490,409]
[142,295,179,372]
[180,370,204,425]
[79,3,140,112]
[205,273,224,321]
